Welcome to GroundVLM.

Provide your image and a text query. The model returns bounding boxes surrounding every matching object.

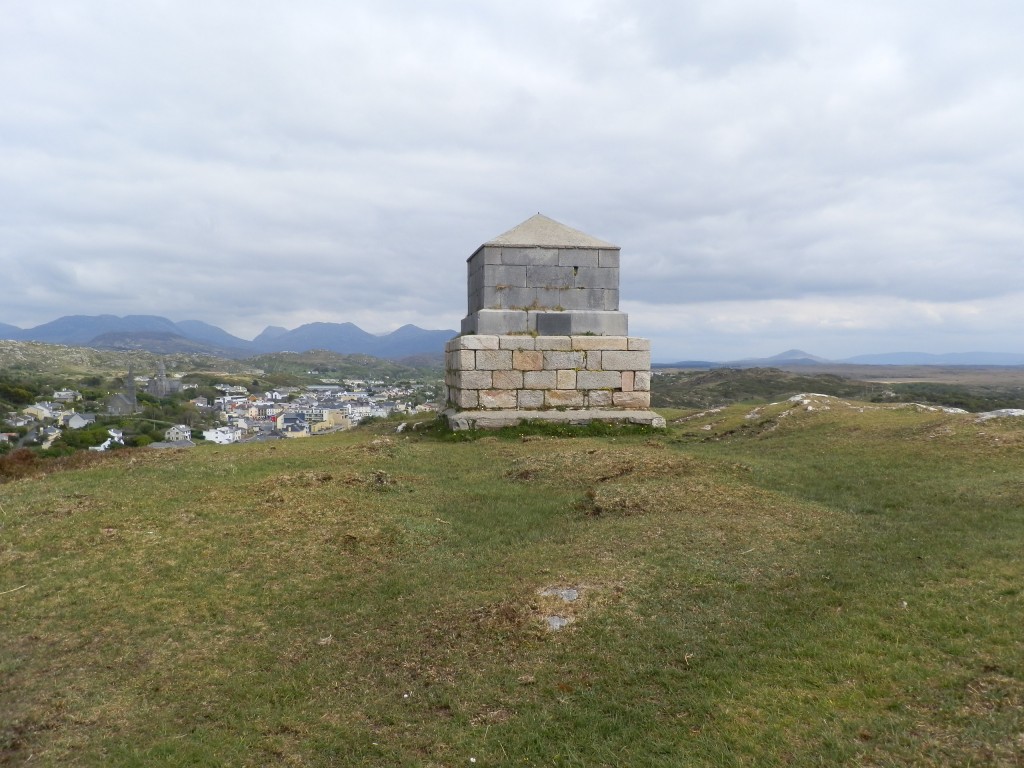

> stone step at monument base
[444,408,666,431]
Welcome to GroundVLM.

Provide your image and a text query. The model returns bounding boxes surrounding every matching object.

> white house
[165,424,192,442]
[64,412,97,430]
[203,426,241,444]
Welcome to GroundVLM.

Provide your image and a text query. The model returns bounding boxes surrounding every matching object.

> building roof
[483,214,618,249]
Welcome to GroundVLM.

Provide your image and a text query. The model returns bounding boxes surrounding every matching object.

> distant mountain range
[3,320,1022,367]
[657,348,1024,368]
[0,315,457,360]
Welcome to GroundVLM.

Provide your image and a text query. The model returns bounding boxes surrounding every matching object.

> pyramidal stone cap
[481,213,618,250]
[462,213,626,336]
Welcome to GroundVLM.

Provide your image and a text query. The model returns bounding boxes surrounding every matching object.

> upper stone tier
[462,214,627,336]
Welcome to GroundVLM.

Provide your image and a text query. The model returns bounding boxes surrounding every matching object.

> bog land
[2,397,1023,766]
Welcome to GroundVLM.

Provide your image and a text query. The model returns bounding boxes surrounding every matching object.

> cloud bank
[2,0,1022,360]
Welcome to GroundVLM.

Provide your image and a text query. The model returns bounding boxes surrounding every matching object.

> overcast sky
[3,1,1023,361]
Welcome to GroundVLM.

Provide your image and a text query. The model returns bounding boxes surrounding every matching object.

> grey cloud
[2,1,1024,356]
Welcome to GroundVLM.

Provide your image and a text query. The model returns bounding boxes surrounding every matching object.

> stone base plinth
[445,408,666,431]
[444,333,662,430]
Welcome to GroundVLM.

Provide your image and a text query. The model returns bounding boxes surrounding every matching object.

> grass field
[2,397,1022,766]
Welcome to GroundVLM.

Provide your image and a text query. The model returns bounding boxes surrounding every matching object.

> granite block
[527,265,574,289]
[600,350,650,370]
[543,351,585,369]
[501,247,559,266]
[479,389,518,409]
[450,335,500,351]
[577,371,622,390]
[452,389,479,409]
[476,349,513,370]
[545,389,585,408]
[483,265,527,288]
[571,336,629,350]
[534,336,572,351]
[613,391,651,408]
[524,370,558,389]
[513,350,544,371]
[558,249,598,267]
[492,369,524,389]
[574,267,618,290]
[456,370,493,389]
[517,389,545,408]
[500,336,536,350]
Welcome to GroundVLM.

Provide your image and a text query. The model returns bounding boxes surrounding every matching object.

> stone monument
[444,214,666,430]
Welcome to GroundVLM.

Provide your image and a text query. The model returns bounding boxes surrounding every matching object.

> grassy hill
[3,400,1022,765]
[651,367,874,409]
[651,366,1024,412]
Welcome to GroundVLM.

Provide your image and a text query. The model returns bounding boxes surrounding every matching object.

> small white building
[203,426,241,444]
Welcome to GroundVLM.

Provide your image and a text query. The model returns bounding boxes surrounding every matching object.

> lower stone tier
[445,333,652,412]
[444,408,666,431]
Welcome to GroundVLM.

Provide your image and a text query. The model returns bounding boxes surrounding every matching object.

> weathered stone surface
[577,370,621,390]
[545,390,586,408]
[534,288,569,309]
[528,265,574,289]
[634,371,651,391]
[492,369,524,389]
[598,249,620,268]
[483,285,533,309]
[627,337,651,351]
[501,247,558,266]
[517,389,545,408]
[448,349,475,369]
[587,390,613,407]
[466,311,530,335]
[450,335,500,351]
[574,267,618,290]
[584,351,603,371]
[455,370,493,390]
[524,370,558,389]
[483,265,527,288]
[556,369,576,389]
[613,391,651,408]
[534,336,572,351]
[543,351,585,369]
[479,389,518,409]
[558,249,598,267]
[571,336,629,350]
[621,371,634,392]
[452,389,479,409]
[601,350,650,371]
[500,336,536,350]
[476,349,513,370]
[513,350,544,371]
